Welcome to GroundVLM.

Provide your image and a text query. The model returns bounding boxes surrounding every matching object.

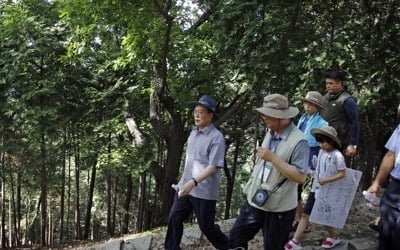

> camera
[251,188,270,206]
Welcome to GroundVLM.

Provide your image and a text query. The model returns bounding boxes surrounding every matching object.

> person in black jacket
[321,70,359,166]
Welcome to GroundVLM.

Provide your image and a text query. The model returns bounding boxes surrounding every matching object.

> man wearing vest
[321,70,359,166]
[229,94,310,250]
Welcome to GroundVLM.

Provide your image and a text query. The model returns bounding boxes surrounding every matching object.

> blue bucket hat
[189,95,217,113]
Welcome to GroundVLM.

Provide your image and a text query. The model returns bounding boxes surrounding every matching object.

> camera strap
[259,161,267,185]
[270,178,287,193]
[259,161,287,193]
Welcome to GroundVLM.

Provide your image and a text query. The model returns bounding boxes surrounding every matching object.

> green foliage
[0,0,399,246]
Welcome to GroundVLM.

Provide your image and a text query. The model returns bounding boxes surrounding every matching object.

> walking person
[284,126,346,249]
[229,93,310,250]
[367,123,400,250]
[164,95,229,250]
[293,91,328,228]
[321,70,359,166]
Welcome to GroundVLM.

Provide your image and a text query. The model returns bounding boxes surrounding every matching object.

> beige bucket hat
[300,91,326,109]
[255,94,299,119]
[311,126,341,148]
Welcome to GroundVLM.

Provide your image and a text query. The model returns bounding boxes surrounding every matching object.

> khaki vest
[244,124,306,212]
[321,92,352,147]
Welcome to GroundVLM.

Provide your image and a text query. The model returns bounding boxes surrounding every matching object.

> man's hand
[256,147,275,162]
[346,145,357,157]
[367,182,381,196]
[178,179,196,197]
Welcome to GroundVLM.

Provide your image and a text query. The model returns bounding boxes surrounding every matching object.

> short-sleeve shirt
[175,124,226,200]
[386,125,400,180]
[311,149,346,195]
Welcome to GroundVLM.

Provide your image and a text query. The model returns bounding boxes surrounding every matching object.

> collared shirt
[175,124,226,200]
[269,134,282,152]
[386,124,400,180]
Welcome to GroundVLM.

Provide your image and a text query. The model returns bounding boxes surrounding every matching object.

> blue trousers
[164,193,229,250]
[229,201,295,250]
[379,178,400,250]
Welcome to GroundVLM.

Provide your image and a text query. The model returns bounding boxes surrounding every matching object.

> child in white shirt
[285,126,346,249]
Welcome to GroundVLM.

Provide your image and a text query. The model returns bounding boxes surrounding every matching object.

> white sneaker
[321,237,341,248]
[284,239,302,250]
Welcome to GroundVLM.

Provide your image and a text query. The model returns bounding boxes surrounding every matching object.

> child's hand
[318,178,328,185]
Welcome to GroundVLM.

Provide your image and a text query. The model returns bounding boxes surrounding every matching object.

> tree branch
[149,86,170,140]
[125,117,146,147]
[215,90,251,126]
[186,0,222,33]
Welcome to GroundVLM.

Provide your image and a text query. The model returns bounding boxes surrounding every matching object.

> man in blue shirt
[368,125,400,250]
[321,70,359,165]
[165,95,229,250]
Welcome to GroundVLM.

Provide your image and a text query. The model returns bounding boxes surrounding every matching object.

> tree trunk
[48,198,53,245]
[122,172,133,234]
[143,174,153,231]
[9,193,12,247]
[224,136,240,219]
[73,136,81,240]
[112,176,117,235]
[66,148,72,241]
[16,166,21,246]
[135,172,146,233]
[10,170,18,246]
[106,173,112,236]
[24,196,31,245]
[91,213,100,240]
[148,1,187,227]
[27,198,41,245]
[83,158,97,239]
[153,130,186,226]
[40,132,48,246]
[106,133,115,237]
[59,131,66,243]
[0,151,5,248]
[361,111,378,190]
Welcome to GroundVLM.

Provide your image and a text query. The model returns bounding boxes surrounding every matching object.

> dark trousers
[379,178,400,250]
[164,193,229,250]
[229,201,295,250]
